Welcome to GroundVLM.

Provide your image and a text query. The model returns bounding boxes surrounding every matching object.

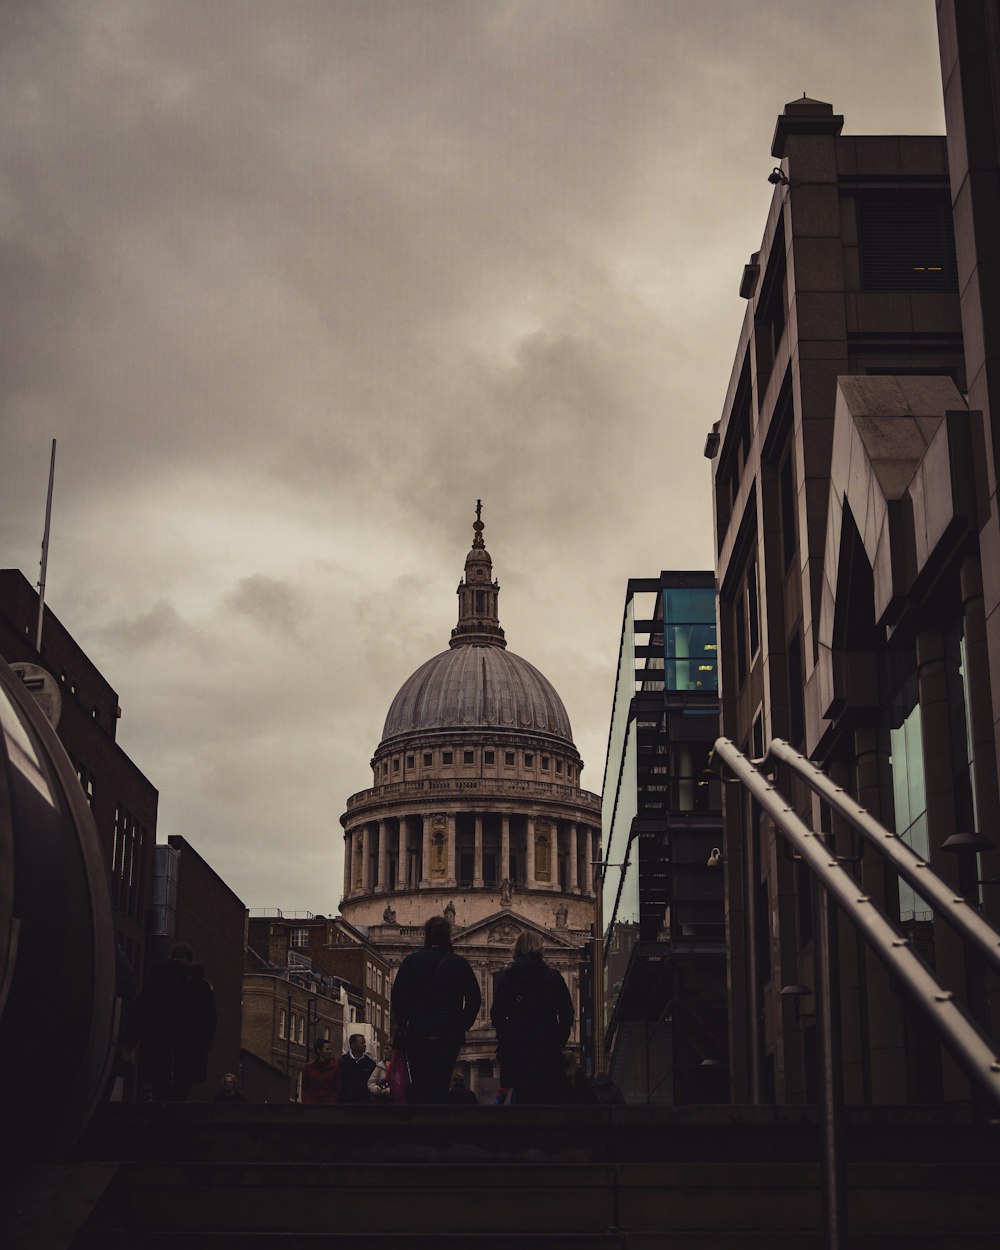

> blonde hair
[513,931,543,959]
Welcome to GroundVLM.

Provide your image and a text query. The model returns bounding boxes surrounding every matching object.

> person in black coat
[138,942,217,1102]
[390,915,482,1104]
[490,931,574,1105]
[338,1033,376,1103]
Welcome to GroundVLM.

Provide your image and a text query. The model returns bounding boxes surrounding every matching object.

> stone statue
[500,877,513,906]
[382,904,397,924]
[444,900,456,925]
[555,902,568,929]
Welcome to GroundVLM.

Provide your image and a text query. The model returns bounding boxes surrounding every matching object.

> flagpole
[35,438,57,653]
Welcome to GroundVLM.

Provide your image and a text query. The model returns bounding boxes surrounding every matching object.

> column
[526,815,537,888]
[397,818,408,891]
[360,823,372,892]
[474,813,484,887]
[568,823,579,894]
[446,813,457,886]
[376,819,389,891]
[917,628,968,1101]
[582,827,593,895]
[420,815,431,887]
[500,814,511,882]
[343,830,353,899]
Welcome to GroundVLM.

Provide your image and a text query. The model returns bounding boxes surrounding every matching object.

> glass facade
[663,588,718,692]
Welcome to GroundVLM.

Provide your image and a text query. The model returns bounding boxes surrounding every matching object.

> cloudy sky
[1,1,946,911]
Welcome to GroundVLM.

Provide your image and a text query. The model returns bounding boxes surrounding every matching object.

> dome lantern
[450,500,506,650]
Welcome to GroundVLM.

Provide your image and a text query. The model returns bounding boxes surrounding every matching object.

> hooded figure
[490,931,574,1104]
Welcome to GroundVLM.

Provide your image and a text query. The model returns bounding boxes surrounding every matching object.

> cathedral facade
[339,508,600,1097]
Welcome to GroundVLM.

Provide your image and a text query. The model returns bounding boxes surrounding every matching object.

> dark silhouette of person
[303,1039,343,1104]
[592,1070,626,1105]
[446,1070,478,1105]
[213,1072,247,1103]
[338,1033,376,1103]
[390,915,482,1104]
[490,931,573,1105]
[563,1049,596,1104]
[138,942,217,1101]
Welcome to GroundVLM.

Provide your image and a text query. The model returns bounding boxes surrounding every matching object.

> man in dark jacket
[490,931,573,1105]
[338,1034,376,1103]
[138,942,217,1102]
[390,915,482,1104]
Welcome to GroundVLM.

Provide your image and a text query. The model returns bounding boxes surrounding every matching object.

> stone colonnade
[343,811,598,899]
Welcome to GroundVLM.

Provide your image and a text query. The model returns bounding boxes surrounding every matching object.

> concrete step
[72,1234,627,1250]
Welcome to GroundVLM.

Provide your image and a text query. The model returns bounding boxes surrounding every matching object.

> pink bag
[387,1048,410,1103]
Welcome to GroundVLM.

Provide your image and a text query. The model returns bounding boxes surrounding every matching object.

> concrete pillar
[917,628,969,1101]
[474,812,484,887]
[420,815,431,887]
[526,815,537,888]
[397,818,408,891]
[855,725,909,1103]
[582,827,593,895]
[446,812,457,886]
[343,830,353,899]
[376,819,389,891]
[500,813,511,882]
[568,823,579,894]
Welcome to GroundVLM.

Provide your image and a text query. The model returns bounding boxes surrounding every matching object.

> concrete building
[149,835,247,1101]
[600,572,726,1103]
[0,569,158,987]
[707,86,1000,1109]
[339,508,601,1097]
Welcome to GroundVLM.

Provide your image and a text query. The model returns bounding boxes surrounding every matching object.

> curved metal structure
[0,655,118,1160]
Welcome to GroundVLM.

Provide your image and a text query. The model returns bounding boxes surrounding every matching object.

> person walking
[490,931,574,1105]
[367,1044,395,1102]
[213,1072,247,1103]
[303,1039,343,1105]
[390,915,482,1104]
[137,942,217,1102]
[338,1034,376,1104]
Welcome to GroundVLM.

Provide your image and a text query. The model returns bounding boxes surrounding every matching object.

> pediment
[454,909,581,950]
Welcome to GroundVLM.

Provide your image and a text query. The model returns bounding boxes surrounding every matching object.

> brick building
[0,569,158,982]
[149,835,247,1100]
[246,911,390,1051]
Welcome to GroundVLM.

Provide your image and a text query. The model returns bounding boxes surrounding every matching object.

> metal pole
[35,438,57,653]
[815,884,846,1249]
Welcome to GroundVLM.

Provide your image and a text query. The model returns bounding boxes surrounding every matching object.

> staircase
[30,1105,1000,1248]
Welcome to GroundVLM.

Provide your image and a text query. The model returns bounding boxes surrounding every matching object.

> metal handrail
[713,736,1000,1106]
[767,738,1000,976]
[713,735,1000,1250]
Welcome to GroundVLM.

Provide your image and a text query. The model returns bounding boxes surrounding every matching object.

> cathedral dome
[381,644,573,746]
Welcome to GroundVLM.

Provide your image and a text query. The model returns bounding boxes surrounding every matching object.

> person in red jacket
[302,1038,342,1104]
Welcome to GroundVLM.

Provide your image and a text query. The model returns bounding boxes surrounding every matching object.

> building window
[423,753,432,766]
[463,750,474,764]
[524,753,533,766]
[555,760,562,774]
[279,1008,287,1039]
[297,1016,305,1044]
[290,927,309,949]
[376,970,383,995]
[484,751,494,764]
[787,631,805,747]
[663,586,718,692]
[857,189,957,291]
[890,702,931,922]
[406,754,414,768]
[443,751,453,765]
[541,756,549,771]
[780,449,797,573]
[393,757,400,772]
[382,762,388,777]
[505,752,515,766]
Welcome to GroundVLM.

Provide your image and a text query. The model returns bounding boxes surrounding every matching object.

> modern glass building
[599,571,726,1104]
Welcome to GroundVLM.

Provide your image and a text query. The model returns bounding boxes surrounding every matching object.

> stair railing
[712,735,1000,1250]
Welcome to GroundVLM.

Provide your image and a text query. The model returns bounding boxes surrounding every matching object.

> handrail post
[816,883,846,1249]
